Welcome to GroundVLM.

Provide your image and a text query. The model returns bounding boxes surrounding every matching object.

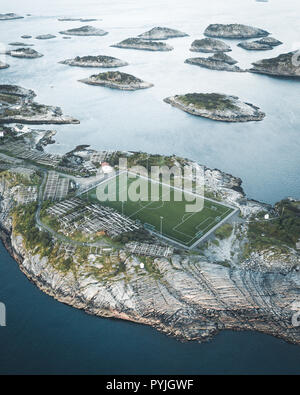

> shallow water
[0,0,300,374]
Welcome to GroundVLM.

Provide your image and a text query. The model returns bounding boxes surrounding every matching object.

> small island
[138,27,189,40]
[249,51,300,78]
[6,48,43,59]
[185,55,244,72]
[164,93,265,122]
[111,37,173,51]
[35,34,56,40]
[60,55,128,68]
[204,23,270,39]
[59,25,108,36]
[0,13,23,20]
[0,84,79,124]
[21,35,32,39]
[58,17,98,22]
[79,71,153,90]
[0,61,9,69]
[190,38,231,53]
[9,42,34,46]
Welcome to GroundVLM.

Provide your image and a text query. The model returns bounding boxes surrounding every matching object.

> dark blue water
[1,242,300,375]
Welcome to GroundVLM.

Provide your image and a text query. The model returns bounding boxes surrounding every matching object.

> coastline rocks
[238,41,273,51]
[138,27,189,40]
[35,34,56,40]
[0,61,9,69]
[59,25,108,36]
[0,84,79,124]
[0,13,23,20]
[79,71,153,90]
[185,56,244,72]
[164,93,265,122]
[190,38,231,53]
[249,51,300,78]
[60,55,128,68]
[111,37,173,51]
[204,24,269,39]
[6,48,43,59]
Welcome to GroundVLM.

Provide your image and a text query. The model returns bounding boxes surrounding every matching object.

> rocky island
[204,23,270,39]
[79,71,153,90]
[0,84,79,124]
[9,42,33,46]
[111,37,173,51]
[164,93,265,122]
[249,51,300,78]
[5,48,43,59]
[138,27,189,40]
[60,55,128,68]
[0,131,299,345]
[0,61,9,69]
[190,38,231,53]
[59,25,108,36]
[35,34,56,40]
[58,17,98,22]
[185,55,244,72]
[0,13,23,20]
[21,35,32,39]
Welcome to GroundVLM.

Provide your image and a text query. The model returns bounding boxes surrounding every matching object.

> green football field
[82,172,234,247]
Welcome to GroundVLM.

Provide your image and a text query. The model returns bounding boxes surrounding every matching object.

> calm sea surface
[0,0,300,374]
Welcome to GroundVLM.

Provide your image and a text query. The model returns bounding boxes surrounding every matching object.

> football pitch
[82,172,235,248]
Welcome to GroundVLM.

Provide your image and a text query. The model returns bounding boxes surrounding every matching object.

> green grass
[82,172,233,247]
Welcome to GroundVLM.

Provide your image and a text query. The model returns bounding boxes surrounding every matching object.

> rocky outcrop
[164,93,265,122]
[35,34,56,40]
[138,27,189,40]
[0,84,79,124]
[249,51,300,78]
[190,38,231,53]
[185,56,244,72]
[79,71,153,90]
[5,48,43,59]
[111,37,173,51]
[60,55,128,68]
[238,41,273,51]
[0,61,9,69]
[204,24,269,39]
[0,13,23,20]
[59,25,108,36]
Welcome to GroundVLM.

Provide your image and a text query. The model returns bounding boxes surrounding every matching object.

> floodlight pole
[160,216,163,235]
